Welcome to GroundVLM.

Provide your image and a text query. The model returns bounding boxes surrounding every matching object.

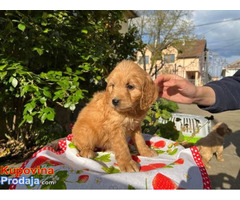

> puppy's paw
[80,149,96,159]
[217,158,224,162]
[140,148,157,157]
[119,160,139,172]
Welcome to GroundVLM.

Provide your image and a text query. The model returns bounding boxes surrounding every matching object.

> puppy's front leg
[132,129,157,157]
[110,129,139,172]
[216,146,224,162]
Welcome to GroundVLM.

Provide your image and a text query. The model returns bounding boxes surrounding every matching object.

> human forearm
[192,86,216,106]
[199,72,240,113]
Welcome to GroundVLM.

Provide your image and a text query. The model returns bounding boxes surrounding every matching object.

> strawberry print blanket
[10,134,211,189]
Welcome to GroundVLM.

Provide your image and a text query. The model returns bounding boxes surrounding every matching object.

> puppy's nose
[112,98,120,107]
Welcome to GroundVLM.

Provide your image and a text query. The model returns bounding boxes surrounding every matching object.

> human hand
[154,74,198,104]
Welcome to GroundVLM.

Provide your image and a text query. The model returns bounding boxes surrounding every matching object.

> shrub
[0,11,142,149]
[142,99,184,142]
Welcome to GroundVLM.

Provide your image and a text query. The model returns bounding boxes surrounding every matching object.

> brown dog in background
[72,60,158,172]
[195,122,232,169]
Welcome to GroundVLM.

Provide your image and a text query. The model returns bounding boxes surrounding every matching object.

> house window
[139,56,149,65]
[164,54,175,63]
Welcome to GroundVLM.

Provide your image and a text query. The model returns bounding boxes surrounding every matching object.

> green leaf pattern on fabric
[94,153,111,162]
[102,166,121,174]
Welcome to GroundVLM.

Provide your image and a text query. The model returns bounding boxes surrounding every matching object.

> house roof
[124,11,138,19]
[145,39,207,59]
[175,39,207,58]
[224,60,240,69]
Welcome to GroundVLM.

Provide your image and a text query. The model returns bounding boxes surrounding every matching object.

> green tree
[131,10,195,78]
[0,11,142,152]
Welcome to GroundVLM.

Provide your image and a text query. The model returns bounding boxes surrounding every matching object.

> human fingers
[154,74,177,92]
[162,78,187,88]
[154,74,178,86]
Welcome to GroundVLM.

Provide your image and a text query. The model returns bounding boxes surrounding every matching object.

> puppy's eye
[126,84,134,90]
[110,83,115,88]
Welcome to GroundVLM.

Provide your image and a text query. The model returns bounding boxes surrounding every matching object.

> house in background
[136,39,208,86]
[162,39,208,86]
[136,44,162,74]
[221,60,240,77]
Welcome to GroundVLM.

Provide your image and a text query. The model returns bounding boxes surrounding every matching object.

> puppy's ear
[140,75,159,110]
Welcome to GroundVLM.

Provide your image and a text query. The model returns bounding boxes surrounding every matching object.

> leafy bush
[142,99,184,142]
[0,11,142,149]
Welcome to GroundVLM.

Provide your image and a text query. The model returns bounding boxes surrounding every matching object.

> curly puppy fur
[196,122,232,169]
[72,60,159,172]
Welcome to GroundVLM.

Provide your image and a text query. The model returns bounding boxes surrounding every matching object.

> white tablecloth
[10,134,211,189]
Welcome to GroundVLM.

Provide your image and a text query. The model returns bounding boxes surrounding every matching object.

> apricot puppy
[196,122,232,169]
[72,60,158,172]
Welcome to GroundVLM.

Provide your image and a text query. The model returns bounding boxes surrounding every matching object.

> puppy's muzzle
[112,98,120,107]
